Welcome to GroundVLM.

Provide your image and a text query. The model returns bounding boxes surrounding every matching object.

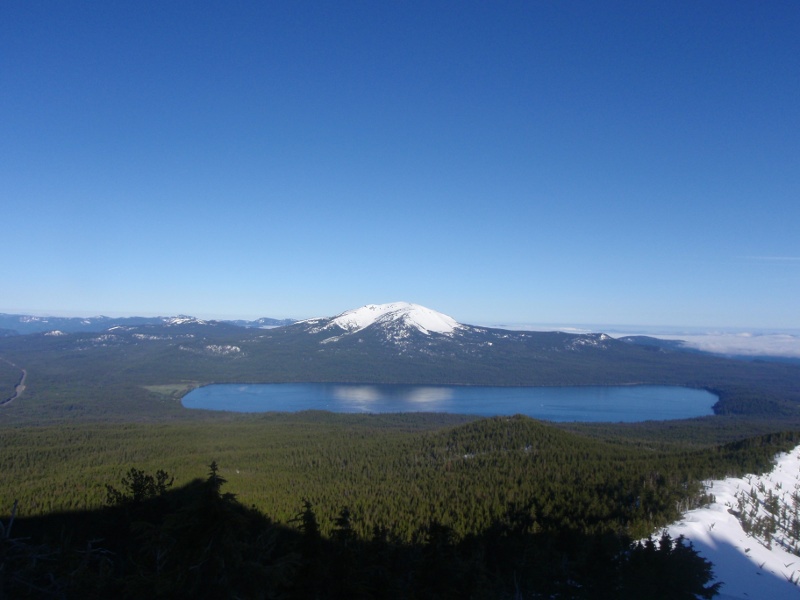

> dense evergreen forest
[3,412,800,597]
[4,460,727,599]
[3,413,799,537]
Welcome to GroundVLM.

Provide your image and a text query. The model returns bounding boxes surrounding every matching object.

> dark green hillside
[558,412,800,450]
[3,413,798,541]
[4,415,797,598]
[4,459,725,599]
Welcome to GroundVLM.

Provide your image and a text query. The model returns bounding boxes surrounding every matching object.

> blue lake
[182,383,718,422]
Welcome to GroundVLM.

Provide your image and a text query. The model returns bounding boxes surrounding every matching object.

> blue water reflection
[182,383,717,422]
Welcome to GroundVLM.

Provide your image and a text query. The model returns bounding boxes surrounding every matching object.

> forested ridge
[2,462,724,599]
[4,415,799,598]
[3,414,799,540]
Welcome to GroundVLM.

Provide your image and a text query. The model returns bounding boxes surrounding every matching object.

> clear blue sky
[2,1,798,328]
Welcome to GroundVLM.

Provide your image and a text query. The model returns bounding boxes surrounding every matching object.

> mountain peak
[162,315,208,326]
[329,302,461,336]
[298,302,464,341]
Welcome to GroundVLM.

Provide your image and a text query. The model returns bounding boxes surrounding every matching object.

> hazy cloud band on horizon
[745,256,800,262]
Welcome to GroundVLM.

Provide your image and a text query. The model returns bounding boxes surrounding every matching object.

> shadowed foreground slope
[3,463,721,599]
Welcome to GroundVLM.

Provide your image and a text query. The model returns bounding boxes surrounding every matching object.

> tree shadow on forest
[3,468,723,600]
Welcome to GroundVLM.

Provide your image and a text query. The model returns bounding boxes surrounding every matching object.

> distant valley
[1,302,799,421]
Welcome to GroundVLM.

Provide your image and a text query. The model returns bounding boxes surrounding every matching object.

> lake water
[182,383,718,422]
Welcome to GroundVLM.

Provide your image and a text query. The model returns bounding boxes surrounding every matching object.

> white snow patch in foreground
[662,445,800,599]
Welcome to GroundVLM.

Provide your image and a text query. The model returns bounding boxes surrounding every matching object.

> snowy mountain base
[662,445,800,599]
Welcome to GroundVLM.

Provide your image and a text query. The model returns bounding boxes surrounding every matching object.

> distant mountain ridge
[0,313,296,335]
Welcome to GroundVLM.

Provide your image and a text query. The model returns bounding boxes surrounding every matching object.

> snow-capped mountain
[299,302,464,343]
[331,302,461,335]
[286,302,624,360]
[163,316,209,327]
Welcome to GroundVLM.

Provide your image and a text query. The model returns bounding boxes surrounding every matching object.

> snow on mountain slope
[301,302,463,338]
[330,302,461,335]
[163,316,208,326]
[662,445,800,599]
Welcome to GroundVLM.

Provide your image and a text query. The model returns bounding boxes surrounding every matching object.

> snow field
[663,445,800,599]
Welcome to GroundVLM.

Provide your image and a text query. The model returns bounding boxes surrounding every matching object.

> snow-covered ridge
[162,316,208,326]
[663,445,800,599]
[328,302,462,335]
[20,316,46,323]
[205,344,241,355]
